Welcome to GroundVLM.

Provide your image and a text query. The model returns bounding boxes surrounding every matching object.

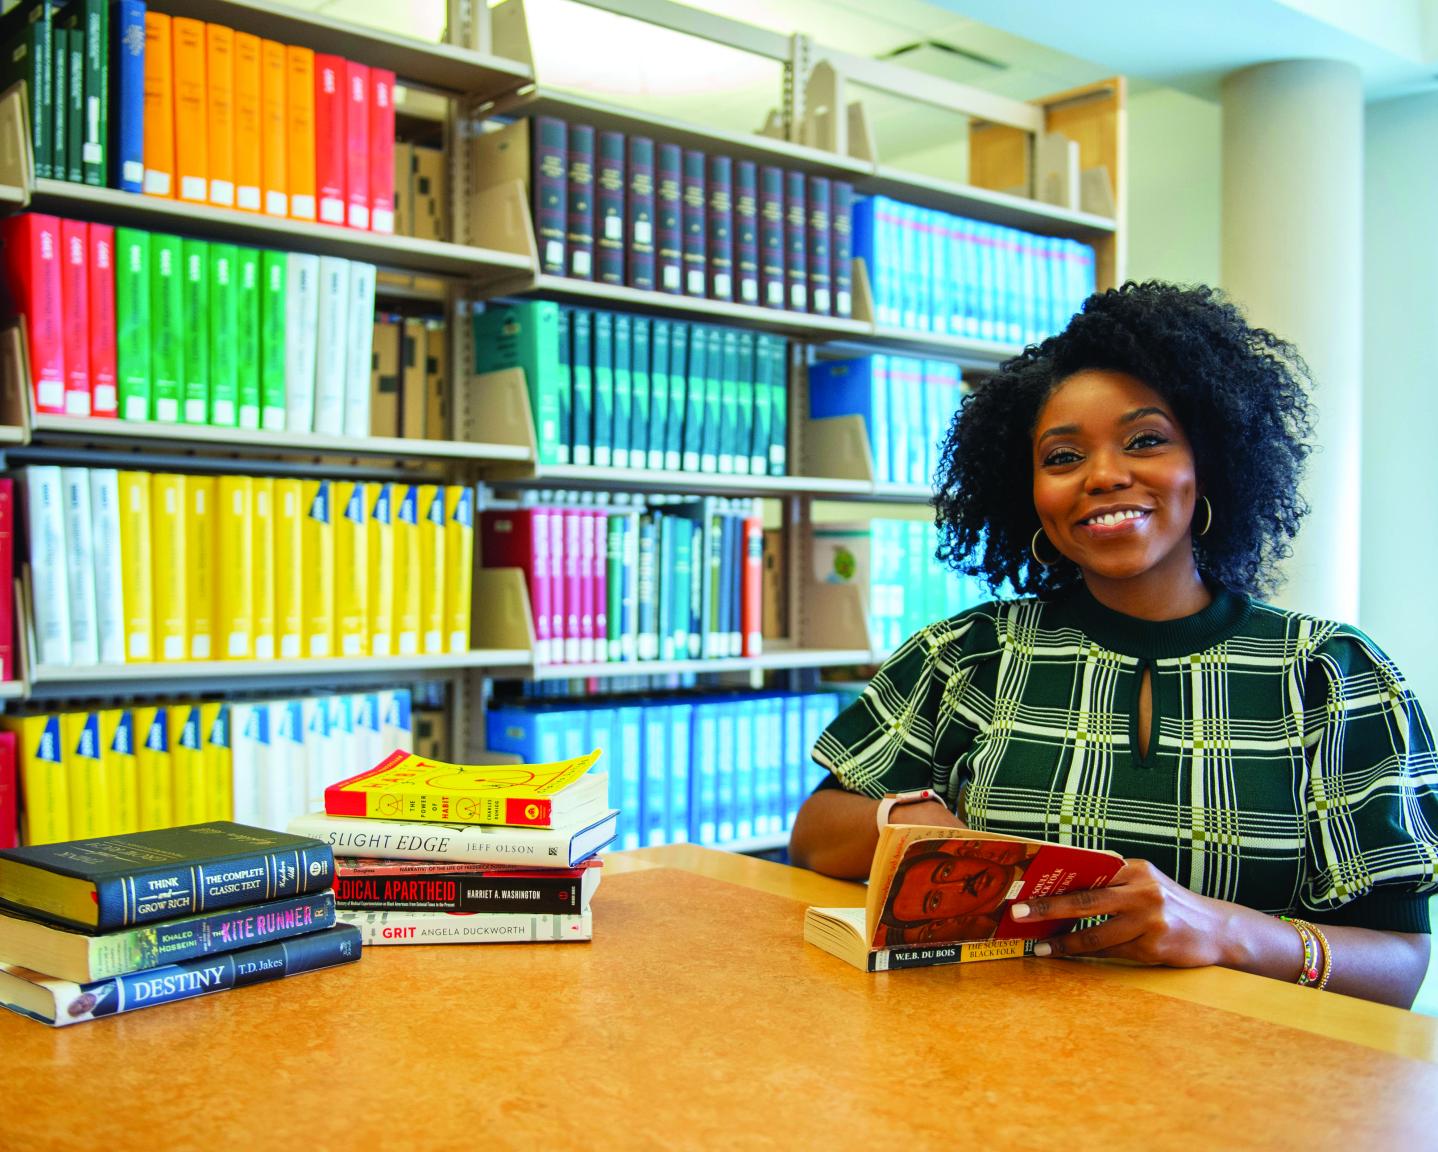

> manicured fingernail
[1011,903,1030,919]
[1033,942,1052,957]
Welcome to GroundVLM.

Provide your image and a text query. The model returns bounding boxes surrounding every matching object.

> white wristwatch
[875,788,943,831]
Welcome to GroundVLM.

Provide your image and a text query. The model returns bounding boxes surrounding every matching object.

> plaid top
[813,585,1438,932]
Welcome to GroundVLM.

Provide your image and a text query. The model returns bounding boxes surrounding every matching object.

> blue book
[928,207,950,335]
[559,704,590,760]
[850,196,875,308]
[667,702,693,844]
[672,515,695,659]
[804,694,840,793]
[714,699,737,843]
[615,704,643,850]
[0,923,361,1027]
[756,695,784,835]
[734,696,756,839]
[585,702,616,781]
[642,703,667,845]
[0,823,335,933]
[692,699,718,845]
[808,356,889,483]
[782,693,805,830]
[486,703,541,762]
[109,0,144,193]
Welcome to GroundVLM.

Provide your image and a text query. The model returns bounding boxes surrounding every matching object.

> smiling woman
[788,282,1438,1009]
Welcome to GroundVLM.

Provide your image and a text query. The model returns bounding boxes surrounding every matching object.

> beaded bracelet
[1307,921,1335,991]
[1280,916,1331,988]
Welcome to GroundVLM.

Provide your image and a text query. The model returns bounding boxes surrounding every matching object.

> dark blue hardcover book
[734,160,759,306]
[612,311,633,468]
[758,165,785,309]
[656,142,683,294]
[680,322,703,472]
[109,0,143,192]
[556,306,573,466]
[806,175,832,315]
[706,154,733,301]
[0,923,361,1026]
[631,316,651,469]
[0,822,335,933]
[532,116,568,276]
[592,309,615,466]
[716,326,740,473]
[596,129,626,285]
[649,318,671,470]
[626,135,656,291]
[831,180,853,318]
[700,326,723,472]
[565,122,596,280]
[736,330,756,475]
[636,512,659,659]
[681,148,707,297]
[784,169,808,312]
[570,308,594,466]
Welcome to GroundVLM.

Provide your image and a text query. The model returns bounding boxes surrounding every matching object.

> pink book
[0,215,66,414]
[548,504,566,665]
[344,60,370,230]
[0,729,15,849]
[593,510,609,663]
[88,224,119,418]
[314,54,346,226]
[529,507,552,666]
[564,508,583,664]
[577,508,596,664]
[59,218,91,417]
[368,69,395,234]
[0,477,11,682]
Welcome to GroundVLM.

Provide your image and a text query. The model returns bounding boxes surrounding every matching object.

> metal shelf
[522,647,874,682]
[510,464,869,500]
[863,165,1119,239]
[821,326,1024,370]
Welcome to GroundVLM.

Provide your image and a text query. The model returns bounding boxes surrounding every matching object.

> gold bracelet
[1279,916,1321,986]
[1306,921,1334,991]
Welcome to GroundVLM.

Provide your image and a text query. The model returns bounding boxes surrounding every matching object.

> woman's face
[1031,370,1200,584]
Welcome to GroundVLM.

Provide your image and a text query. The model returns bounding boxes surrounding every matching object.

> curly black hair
[932,281,1315,599]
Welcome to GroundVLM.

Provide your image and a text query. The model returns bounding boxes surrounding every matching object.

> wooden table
[2,845,1436,1151]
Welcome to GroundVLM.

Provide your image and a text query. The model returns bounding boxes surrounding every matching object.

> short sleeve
[810,605,999,802]
[1299,624,1438,932]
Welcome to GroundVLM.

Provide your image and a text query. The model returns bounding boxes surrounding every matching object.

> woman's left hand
[1010,858,1236,967]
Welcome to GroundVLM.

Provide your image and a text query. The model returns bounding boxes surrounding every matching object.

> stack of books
[288,749,617,947]
[0,821,361,1026]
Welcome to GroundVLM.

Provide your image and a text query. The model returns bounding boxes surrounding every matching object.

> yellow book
[274,478,303,660]
[252,477,276,660]
[117,472,155,662]
[215,475,253,660]
[186,475,216,660]
[444,486,474,654]
[367,482,395,657]
[334,481,368,658]
[300,479,335,658]
[418,484,446,656]
[169,704,208,824]
[201,701,232,822]
[0,715,69,845]
[61,712,112,839]
[150,473,188,662]
[134,706,173,830]
[324,748,603,827]
[99,709,140,835]
[393,484,421,656]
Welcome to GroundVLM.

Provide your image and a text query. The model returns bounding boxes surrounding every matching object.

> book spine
[758,165,785,309]
[110,0,144,193]
[592,310,614,467]
[626,135,655,291]
[0,480,10,682]
[784,170,807,311]
[717,329,739,474]
[391,485,420,656]
[180,238,209,424]
[284,46,316,222]
[630,317,651,470]
[313,54,346,225]
[655,142,682,294]
[742,509,763,656]
[334,869,587,914]
[806,175,832,315]
[701,328,722,473]
[313,255,349,436]
[326,786,555,828]
[81,1,106,182]
[149,233,182,423]
[215,475,252,659]
[232,32,262,212]
[832,180,853,318]
[444,485,473,655]
[336,908,591,945]
[88,469,124,664]
[706,154,733,301]
[735,160,759,306]
[289,812,614,868]
[284,252,319,432]
[59,218,91,416]
[368,69,395,233]
[141,11,172,196]
[113,228,148,419]
[612,313,632,468]
[60,466,98,665]
[259,39,287,217]
[343,61,369,227]
[87,224,117,417]
[22,468,67,666]
[205,24,235,208]
[333,481,366,658]
[681,148,706,297]
[873,937,1034,972]
[64,28,82,183]
[345,262,376,437]
[301,478,334,657]
[532,116,568,276]
[736,330,755,476]
[259,249,286,429]
[649,320,670,470]
[681,324,704,472]
[596,129,626,285]
[8,215,66,414]
[365,483,393,657]
[208,244,238,426]
[172,17,206,203]
[564,122,595,280]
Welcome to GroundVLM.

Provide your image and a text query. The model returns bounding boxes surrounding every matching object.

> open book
[805,824,1125,972]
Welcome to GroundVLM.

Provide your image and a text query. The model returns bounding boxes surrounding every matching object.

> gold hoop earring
[1031,528,1057,567]
[1196,496,1212,537]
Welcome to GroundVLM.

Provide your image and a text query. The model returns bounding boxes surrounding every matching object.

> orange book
[259,39,288,218]
[232,32,262,213]
[284,46,317,222]
[205,24,235,209]
[141,12,174,198]
[171,17,208,204]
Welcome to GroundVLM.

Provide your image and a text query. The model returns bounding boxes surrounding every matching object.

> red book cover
[344,60,370,230]
[0,477,12,684]
[479,507,551,666]
[368,68,395,234]
[313,54,346,226]
[741,511,763,656]
[0,729,15,850]
[88,224,119,419]
[1,215,66,415]
[59,218,91,417]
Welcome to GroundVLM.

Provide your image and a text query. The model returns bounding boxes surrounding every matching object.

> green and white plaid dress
[813,584,1438,931]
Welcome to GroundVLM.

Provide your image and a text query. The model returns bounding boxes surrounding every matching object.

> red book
[368,68,395,234]
[741,511,763,656]
[0,477,11,684]
[313,54,346,226]
[344,60,370,230]
[88,224,119,419]
[59,218,91,417]
[0,215,66,415]
[0,730,15,850]
[478,507,552,666]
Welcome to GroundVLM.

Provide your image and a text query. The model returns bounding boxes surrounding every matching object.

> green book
[681,323,705,472]
[750,332,771,477]
[570,308,593,466]
[5,1,54,180]
[700,326,723,473]
[717,327,740,474]
[648,319,669,471]
[181,238,209,424]
[606,511,623,662]
[555,307,572,466]
[592,310,614,467]
[66,27,83,182]
[612,312,633,469]
[472,300,564,468]
[259,250,287,431]
[235,248,262,429]
[631,317,651,473]
[671,321,692,471]
[149,233,184,423]
[736,330,756,476]
[114,227,150,421]
[208,244,238,427]
[50,25,66,180]
[58,0,106,185]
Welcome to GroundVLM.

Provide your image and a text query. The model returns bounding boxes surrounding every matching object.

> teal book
[208,244,238,426]
[700,326,723,473]
[235,248,262,429]
[631,317,651,471]
[473,300,564,468]
[259,250,287,431]
[114,227,150,421]
[149,233,184,424]
[612,312,633,469]
[570,308,594,466]
[555,307,572,465]
[762,334,788,474]
[592,310,615,467]
[181,238,210,424]
[736,330,756,476]
[717,327,740,474]
[669,321,690,471]
[648,319,670,470]
[681,322,704,472]
[749,333,771,476]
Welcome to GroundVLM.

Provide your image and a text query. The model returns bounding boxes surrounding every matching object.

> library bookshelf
[0,0,1125,857]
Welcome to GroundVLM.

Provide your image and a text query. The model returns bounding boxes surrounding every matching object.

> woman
[789,282,1437,1007]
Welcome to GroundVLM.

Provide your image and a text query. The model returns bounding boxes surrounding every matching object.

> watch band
[876,788,941,831]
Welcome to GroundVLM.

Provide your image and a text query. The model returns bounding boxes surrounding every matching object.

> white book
[302,696,329,813]
[87,470,126,665]
[336,907,593,946]
[327,695,356,788]
[313,256,350,437]
[287,808,620,868]
[60,468,99,666]
[344,262,376,438]
[354,692,383,769]
[377,688,412,758]
[229,701,266,828]
[23,467,71,666]
[284,252,321,433]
